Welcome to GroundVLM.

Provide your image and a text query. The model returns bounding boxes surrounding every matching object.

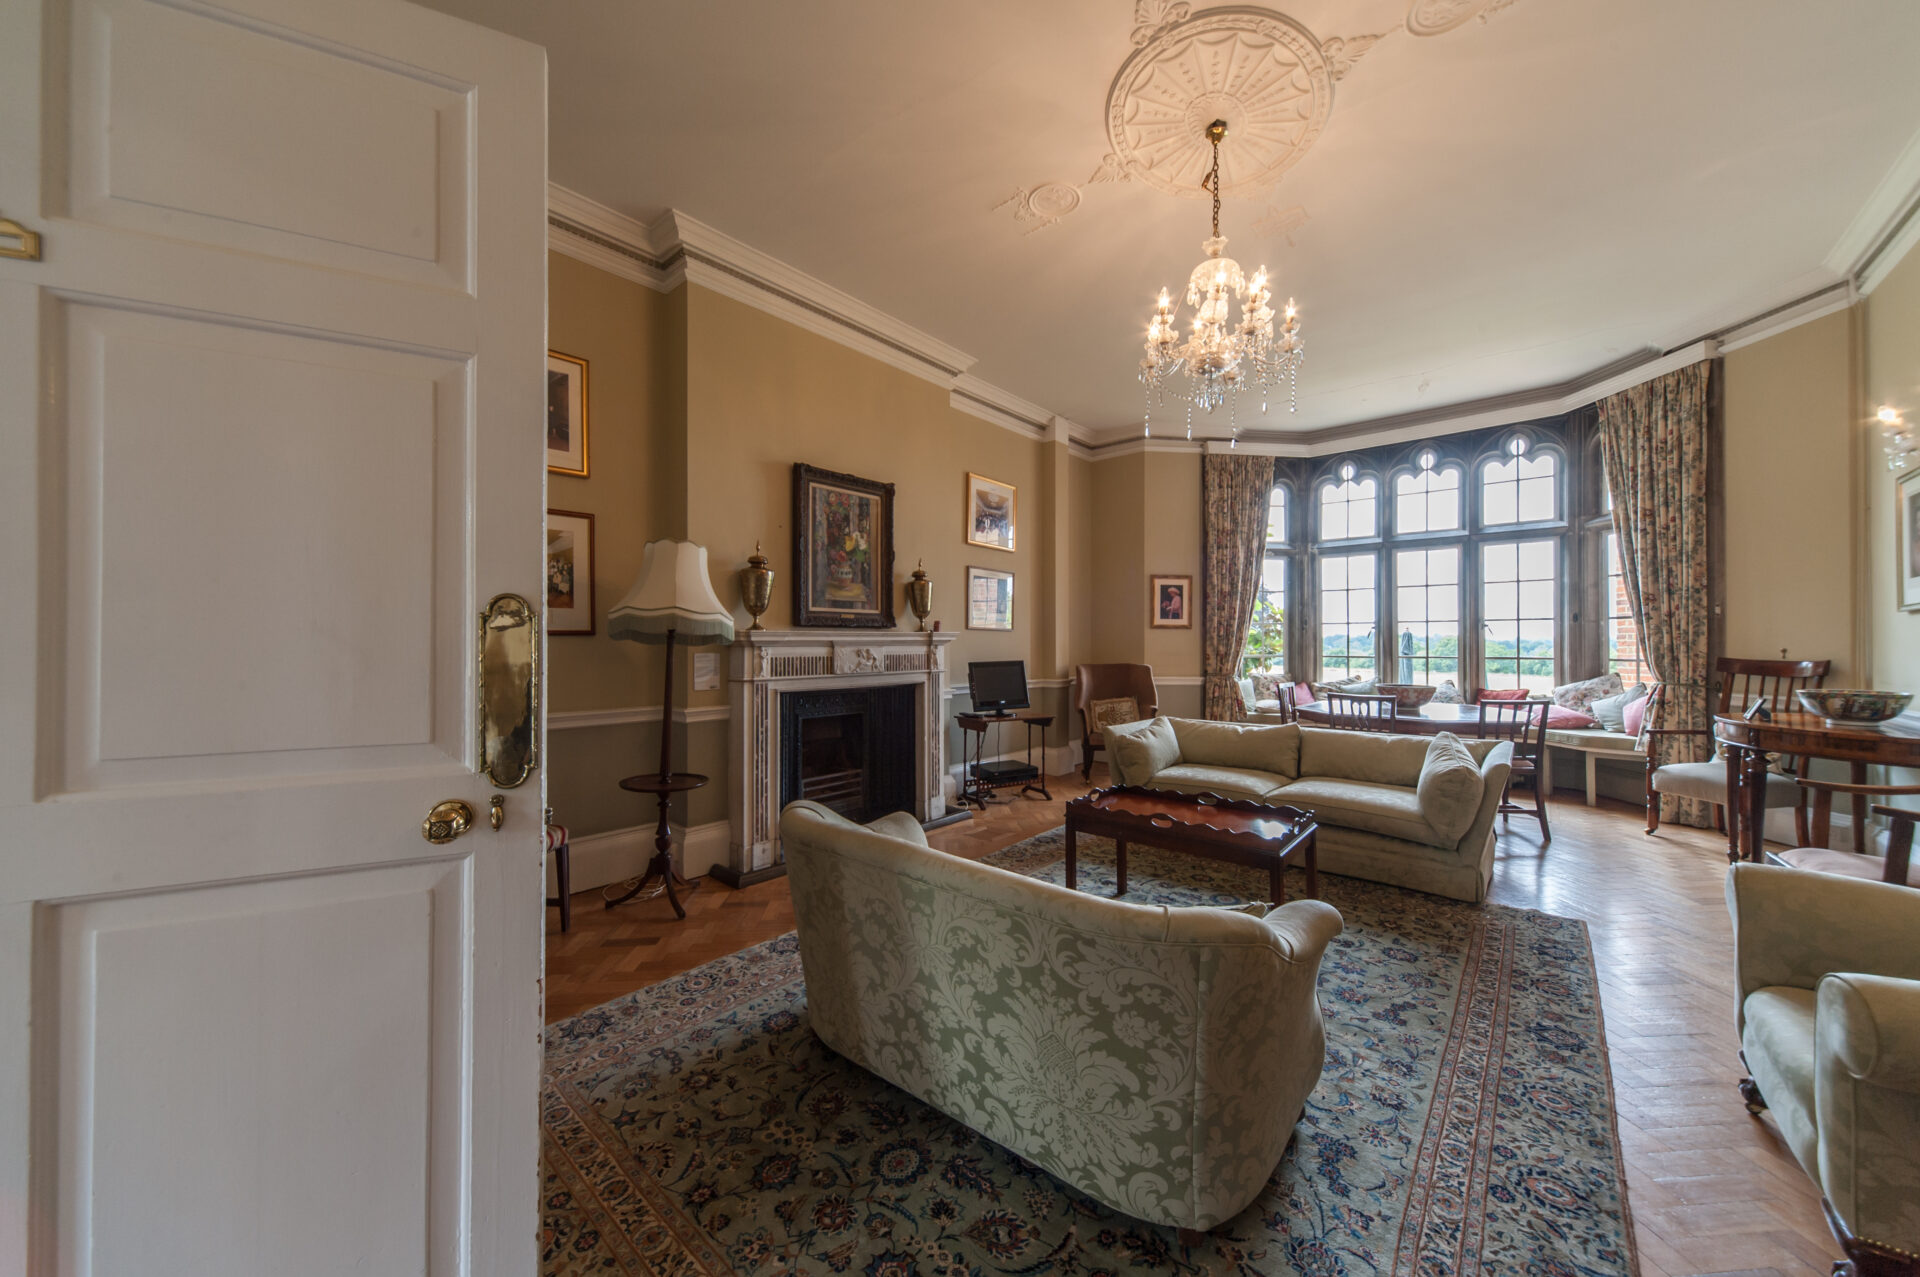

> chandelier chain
[1206,130,1222,239]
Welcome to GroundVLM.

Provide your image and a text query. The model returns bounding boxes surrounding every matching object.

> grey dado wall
[546,717,729,836]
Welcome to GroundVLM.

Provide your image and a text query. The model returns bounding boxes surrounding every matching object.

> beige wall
[1865,246,1920,806]
[1720,308,1862,682]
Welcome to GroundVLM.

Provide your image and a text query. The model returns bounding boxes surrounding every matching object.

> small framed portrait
[794,463,896,628]
[546,509,595,635]
[966,565,1014,631]
[965,472,1017,552]
[1151,574,1193,628]
[1899,466,1920,612]
[547,351,589,477]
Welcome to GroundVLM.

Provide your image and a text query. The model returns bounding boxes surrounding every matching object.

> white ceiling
[420,0,1920,437]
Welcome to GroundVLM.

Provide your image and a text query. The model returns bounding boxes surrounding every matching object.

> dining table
[1714,710,1920,863]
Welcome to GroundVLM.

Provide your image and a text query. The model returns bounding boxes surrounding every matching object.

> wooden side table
[607,771,708,918]
[955,712,1054,807]
[1714,712,1920,864]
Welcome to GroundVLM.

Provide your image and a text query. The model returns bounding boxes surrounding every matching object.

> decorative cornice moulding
[1825,122,1920,294]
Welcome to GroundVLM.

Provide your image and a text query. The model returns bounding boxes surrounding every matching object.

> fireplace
[780,686,914,824]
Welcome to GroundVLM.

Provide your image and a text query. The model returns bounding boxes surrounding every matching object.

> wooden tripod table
[1063,786,1318,904]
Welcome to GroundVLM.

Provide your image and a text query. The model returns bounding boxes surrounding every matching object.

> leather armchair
[1075,663,1158,782]
[1727,864,1920,1272]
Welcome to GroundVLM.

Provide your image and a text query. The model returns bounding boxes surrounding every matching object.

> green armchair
[1727,863,1920,1274]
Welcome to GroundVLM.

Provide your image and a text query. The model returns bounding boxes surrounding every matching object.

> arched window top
[1266,484,1289,546]
[1318,468,1378,541]
[1480,444,1558,526]
[1394,463,1462,534]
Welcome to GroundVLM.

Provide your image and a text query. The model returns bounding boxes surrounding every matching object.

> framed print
[1900,466,1920,612]
[793,463,896,628]
[546,509,596,635]
[1151,574,1193,628]
[547,351,589,476]
[966,565,1014,631]
[965,472,1017,552]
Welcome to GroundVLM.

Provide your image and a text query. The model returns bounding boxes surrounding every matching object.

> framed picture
[965,472,1017,552]
[966,565,1014,631]
[547,351,589,477]
[1151,574,1193,628]
[793,463,896,628]
[1899,466,1920,612]
[546,509,595,635]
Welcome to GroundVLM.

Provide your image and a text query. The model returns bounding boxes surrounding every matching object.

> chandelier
[1139,120,1302,443]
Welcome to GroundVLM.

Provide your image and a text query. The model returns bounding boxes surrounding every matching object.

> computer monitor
[967,660,1030,715]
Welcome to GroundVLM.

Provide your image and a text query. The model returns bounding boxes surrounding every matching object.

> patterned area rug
[542,830,1637,1276]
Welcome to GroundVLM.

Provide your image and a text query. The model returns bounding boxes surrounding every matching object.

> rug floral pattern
[541,832,1636,1276]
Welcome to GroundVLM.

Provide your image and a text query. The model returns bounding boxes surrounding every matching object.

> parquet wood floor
[544,768,1838,1276]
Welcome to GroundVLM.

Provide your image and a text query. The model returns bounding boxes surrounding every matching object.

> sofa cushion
[1107,716,1180,784]
[1088,696,1143,738]
[1297,727,1434,788]
[1551,671,1625,714]
[1417,732,1485,844]
[1169,719,1302,778]
[1312,676,1378,698]
[1150,764,1290,801]
[1275,777,1443,845]
[1546,705,1600,729]
[1588,683,1647,732]
[1622,691,1650,740]
[1742,986,1819,1175]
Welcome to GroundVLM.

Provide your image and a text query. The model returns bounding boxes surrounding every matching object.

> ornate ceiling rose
[1104,6,1334,199]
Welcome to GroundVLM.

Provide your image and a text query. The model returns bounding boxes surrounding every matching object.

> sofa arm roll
[1263,899,1344,964]
[1819,974,1920,1092]
[866,810,930,847]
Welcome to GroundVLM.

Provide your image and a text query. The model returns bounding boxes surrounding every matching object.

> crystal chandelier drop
[1139,120,1302,444]
[1880,405,1916,470]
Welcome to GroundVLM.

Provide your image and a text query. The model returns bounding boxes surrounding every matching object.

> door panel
[66,0,473,290]
[0,0,546,1272]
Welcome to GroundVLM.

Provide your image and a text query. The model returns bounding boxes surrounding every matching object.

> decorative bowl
[1794,689,1913,727]
[1376,683,1439,711]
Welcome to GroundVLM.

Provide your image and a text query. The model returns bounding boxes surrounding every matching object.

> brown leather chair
[1075,664,1158,783]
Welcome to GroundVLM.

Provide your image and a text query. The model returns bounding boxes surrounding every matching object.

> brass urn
[906,560,933,631]
[740,542,774,631]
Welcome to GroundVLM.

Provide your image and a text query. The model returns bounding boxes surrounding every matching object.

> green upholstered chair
[1727,864,1920,1274]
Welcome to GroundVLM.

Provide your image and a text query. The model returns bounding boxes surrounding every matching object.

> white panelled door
[0,1,546,1273]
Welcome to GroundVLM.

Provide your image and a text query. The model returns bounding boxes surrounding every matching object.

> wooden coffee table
[1062,786,1318,904]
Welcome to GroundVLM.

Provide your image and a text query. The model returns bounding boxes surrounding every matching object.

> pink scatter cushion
[1545,705,1600,729]
[1622,692,1650,739]
[1294,681,1315,708]
[1477,688,1530,701]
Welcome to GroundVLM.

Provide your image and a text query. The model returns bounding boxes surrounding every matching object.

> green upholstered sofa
[1102,717,1512,902]
[780,799,1344,1234]
[1727,864,1920,1270]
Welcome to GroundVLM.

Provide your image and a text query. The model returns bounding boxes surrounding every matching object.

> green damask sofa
[779,799,1344,1235]
[1103,717,1512,902]
[1727,864,1920,1269]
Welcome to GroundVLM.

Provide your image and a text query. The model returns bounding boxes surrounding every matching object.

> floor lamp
[602,539,735,918]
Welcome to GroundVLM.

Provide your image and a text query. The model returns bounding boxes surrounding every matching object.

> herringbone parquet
[544,769,1838,1277]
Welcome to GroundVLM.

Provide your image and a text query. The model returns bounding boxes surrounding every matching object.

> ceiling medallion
[1139,120,1302,443]
[1103,7,1335,199]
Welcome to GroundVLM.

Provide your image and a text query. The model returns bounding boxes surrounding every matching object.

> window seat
[1543,727,1644,807]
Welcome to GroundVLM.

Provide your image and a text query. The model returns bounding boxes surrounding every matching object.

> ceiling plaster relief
[1000,3,1391,238]
[1404,0,1522,37]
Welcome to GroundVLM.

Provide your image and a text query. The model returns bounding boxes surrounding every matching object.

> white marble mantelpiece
[718,629,956,883]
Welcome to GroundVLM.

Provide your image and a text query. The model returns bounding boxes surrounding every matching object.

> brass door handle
[422,799,475,844]
[0,216,41,262]
[489,795,505,830]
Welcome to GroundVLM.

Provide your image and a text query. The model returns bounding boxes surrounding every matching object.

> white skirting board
[551,819,733,895]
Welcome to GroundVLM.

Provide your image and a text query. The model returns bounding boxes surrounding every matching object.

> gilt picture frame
[1899,465,1920,612]
[965,472,1017,552]
[545,509,596,635]
[1151,574,1193,628]
[966,565,1014,631]
[793,463,896,628]
[547,351,589,477]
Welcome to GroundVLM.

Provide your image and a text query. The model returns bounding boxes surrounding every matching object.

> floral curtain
[1597,360,1714,826]
[1201,454,1276,721]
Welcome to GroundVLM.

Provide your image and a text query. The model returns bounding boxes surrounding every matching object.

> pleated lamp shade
[607,540,736,646]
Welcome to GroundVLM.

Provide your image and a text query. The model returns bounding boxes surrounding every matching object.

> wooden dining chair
[1645,657,1830,851]
[1326,692,1395,732]
[1478,698,1552,841]
[1768,779,1920,888]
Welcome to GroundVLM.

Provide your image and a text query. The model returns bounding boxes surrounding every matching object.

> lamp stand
[606,627,708,918]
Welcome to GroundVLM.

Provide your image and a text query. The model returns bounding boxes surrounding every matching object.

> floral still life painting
[793,464,896,628]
